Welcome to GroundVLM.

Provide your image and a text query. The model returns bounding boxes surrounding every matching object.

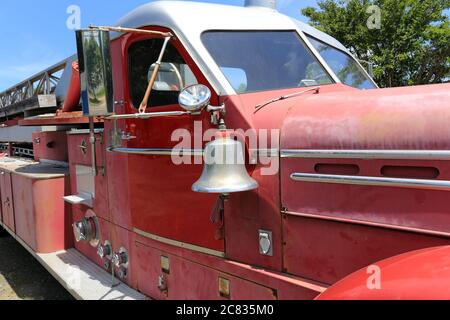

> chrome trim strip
[67,129,104,135]
[107,147,204,156]
[281,149,450,160]
[134,228,225,258]
[109,148,277,158]
[249,148,280,158]
[284,211,450,239]
[106,111,192,120]
[290,173,450,191]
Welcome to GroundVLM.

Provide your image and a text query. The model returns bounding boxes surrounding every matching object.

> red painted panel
[13,174,71,253]
[33,176,72,252]
[219,92,286,272]
[317,246,450,300]
[67,133,110,221]
[225,170,283,271]
[281,158,450,234]
[104,39,133,229]
[276,83,450,284]
[1,172,14,232]
[134,242,277,300]
[283,215,450,284]
[67,134,103,168]
[33,131,68,162]
[128,154,222,251]
[105,141,132,228]
[12,175,36,249]
[218,88,347,272]
[134,241,167,300]
[110,223,135,288]
[133,232,323,300]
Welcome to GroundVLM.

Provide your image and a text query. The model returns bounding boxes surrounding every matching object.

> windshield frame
[305,34,378,89]
[200,29,338,95]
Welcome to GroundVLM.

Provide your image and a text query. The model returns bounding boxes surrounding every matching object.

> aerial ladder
[0,55,83,158]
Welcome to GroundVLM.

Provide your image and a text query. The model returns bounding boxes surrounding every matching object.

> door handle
[121,132,137,141]
[79,140,88,155]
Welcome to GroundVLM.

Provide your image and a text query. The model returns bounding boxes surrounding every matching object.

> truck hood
[280,83,450,150]
[274,83,450,284]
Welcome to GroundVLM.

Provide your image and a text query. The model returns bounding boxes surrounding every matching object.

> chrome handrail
[108,147,280,158]
[107,147,204,156]
[106,111,194,120]
[281,149,450,160]
[290,173,450,191]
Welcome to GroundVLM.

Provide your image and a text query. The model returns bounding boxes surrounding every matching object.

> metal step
[0,221,146,300]
[37,249,146,300]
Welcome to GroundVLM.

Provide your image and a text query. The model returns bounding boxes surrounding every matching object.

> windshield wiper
[254,86,320,113]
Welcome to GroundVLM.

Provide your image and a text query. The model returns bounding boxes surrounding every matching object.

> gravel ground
[0,228,73,300]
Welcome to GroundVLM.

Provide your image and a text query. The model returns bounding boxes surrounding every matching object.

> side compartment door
[1,172,15,232]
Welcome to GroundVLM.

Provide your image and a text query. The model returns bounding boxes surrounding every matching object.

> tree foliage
[302,0,450,87]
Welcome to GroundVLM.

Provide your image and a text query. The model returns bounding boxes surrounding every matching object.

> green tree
[302,0,450,87]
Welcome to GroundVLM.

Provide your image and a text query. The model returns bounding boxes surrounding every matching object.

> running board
[0,221,146,300]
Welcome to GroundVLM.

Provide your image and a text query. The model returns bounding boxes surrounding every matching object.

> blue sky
[0,0,317,91]
[0,1,447,91]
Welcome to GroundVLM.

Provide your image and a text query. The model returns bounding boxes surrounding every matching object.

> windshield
[307,36,376,89]
[202,31,333,94]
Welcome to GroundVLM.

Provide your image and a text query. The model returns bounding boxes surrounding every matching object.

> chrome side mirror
[76,29,114,116]
[178,84,211,112]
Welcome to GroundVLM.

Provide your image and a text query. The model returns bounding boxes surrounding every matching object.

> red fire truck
[0,0,449,300]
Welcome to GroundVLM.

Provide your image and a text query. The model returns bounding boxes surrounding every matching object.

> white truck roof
[115,0,343,94]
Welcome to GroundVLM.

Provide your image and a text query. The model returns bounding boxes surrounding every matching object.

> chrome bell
[192,135,258,194]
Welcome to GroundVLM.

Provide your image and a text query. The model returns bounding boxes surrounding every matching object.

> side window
[220,67,248,93]
[128,38,198,108]
[306,36,376,89]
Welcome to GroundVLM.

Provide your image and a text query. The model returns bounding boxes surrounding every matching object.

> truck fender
[317,246,450,300]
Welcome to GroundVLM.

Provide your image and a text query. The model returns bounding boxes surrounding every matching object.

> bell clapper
[210,194,228,226]
[210,193,228,240]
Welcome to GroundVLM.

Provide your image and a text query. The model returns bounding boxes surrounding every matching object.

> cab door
[122,29,223,252]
